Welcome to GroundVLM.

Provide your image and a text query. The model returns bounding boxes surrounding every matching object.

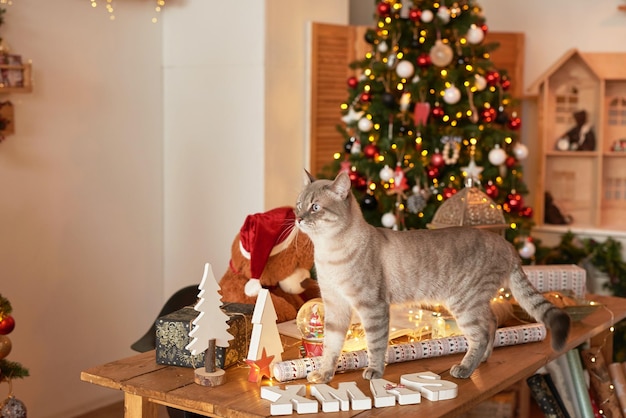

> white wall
[0,1,348,417]
[0,1,163,417]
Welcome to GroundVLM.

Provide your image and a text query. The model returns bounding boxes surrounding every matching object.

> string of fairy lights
[89,0,166,23]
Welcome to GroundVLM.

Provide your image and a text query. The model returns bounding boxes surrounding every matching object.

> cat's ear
[331,172,352,200]
[303,169,316,186]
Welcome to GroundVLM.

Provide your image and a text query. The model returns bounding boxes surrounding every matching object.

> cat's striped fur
[295,171,571,383]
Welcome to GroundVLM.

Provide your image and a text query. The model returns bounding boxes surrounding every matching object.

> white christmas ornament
[358,117,374,132]
[437,6,450,23]
[466,24,485,45]
[429,40,454,67]
[351,140,362,154]
[378,42,389,53]
[474,74,487,91]
[518,239,536,259]
[421,9,434,22]
[379,165,394,182]
[513,143,529,160]
[396,60,415,79]
[443,85,461,104]
[381,212,397,228]
[488,145,507,166]
[341,107,364,124]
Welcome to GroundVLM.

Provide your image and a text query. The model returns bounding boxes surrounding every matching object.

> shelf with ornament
[0,58,33,94]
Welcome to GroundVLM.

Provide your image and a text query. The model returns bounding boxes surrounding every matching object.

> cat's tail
[508,265,571,352]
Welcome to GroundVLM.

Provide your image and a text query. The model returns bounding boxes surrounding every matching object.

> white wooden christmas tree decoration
[185,262,233,386]
[246,289,283,374]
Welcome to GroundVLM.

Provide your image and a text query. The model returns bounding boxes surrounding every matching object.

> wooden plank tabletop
[81,294,626,418]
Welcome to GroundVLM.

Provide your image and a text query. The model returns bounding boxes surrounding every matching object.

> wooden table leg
[124,392,159,418]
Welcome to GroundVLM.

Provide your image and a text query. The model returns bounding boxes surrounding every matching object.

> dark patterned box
[155,303,254,369]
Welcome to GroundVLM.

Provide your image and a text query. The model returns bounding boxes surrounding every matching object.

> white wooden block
[260,385,318,415]
[400,371,458,401]
[310,381,371,411]
[370,378,421,407]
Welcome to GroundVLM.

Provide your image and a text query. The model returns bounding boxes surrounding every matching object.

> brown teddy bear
[219,206,319,323]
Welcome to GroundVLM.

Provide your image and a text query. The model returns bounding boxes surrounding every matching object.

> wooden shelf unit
[528,50,626,231]
[0,62,33,93]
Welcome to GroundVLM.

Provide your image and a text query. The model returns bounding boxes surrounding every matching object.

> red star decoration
[245,348,275,383]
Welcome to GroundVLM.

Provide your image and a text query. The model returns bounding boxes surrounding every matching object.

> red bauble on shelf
[0,315,15,335]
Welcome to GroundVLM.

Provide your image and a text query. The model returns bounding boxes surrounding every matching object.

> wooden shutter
[310,23,367,176]
[484,32,525,100]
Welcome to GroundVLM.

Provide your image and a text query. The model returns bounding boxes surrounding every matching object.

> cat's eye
[311,203,320,212]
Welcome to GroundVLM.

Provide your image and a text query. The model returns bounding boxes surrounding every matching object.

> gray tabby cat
[295,171,571,383]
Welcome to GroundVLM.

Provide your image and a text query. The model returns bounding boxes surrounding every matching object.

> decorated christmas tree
[322,0,534,257]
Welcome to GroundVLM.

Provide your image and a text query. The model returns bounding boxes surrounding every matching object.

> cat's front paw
[362,367,384,380]
[307,370,334,384]
[450,364,474,379]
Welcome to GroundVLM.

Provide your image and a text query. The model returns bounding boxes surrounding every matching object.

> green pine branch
[0,359,29,380]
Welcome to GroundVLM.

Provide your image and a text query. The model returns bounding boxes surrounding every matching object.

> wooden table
[81,294,626,418]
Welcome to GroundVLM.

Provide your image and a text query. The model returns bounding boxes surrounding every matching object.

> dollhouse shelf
[527,49,626,231]
[0,62,33,93]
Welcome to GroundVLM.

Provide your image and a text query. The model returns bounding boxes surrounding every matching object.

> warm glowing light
[505,136,513,144]
[510,223,517,229]
[340,103,348,110]
[465,64,473,71]
[333,153,341,160]
[441,70,448,77]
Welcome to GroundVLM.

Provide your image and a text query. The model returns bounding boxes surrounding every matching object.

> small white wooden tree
[186,262,233,386]
[247,289,283,367]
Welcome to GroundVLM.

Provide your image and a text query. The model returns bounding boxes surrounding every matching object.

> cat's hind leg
[306,300,352,384]
[449,305,496,378]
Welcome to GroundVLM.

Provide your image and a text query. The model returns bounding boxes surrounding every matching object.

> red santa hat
[239,206,297,297]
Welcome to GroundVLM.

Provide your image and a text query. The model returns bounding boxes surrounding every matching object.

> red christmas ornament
[520,206,534,218]
[409,8,421,22]
[426,165,440,180]
[500,78,511,91]
[348,171,367,190]
[485,71,500,86]
[481,23,488,34]
[505,156,517,168]
[508,115,522,130]
[416,53,432,68]
[0,315,15,335]
[360,92,372,103]
[377,1,392,17]
[485,182,499,199]
[432,104,445,119]
[414,102,431,127]
[443,186,457,199]
[506,191,523,213]
[347,76,359,89]
[481,107,496,123]
[363,143,379,159]
[430,151,445,168]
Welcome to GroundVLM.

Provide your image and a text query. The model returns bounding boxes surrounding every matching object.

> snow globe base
[194,367,226,386]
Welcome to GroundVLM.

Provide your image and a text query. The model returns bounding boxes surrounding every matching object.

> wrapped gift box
[156,303,254,369]
[522,264,586,299]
